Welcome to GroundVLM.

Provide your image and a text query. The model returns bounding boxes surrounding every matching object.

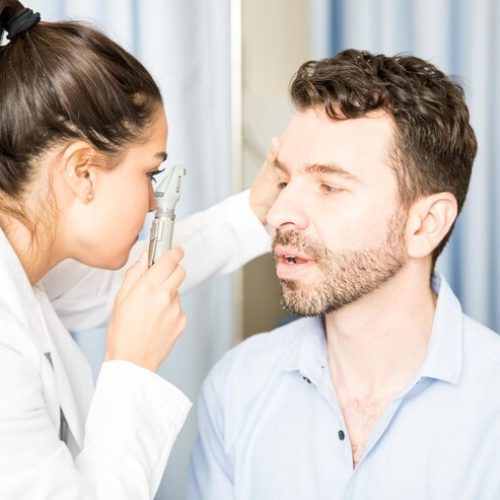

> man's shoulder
[209,316,313,380]
[232,316,311,353]
[463,315,500,368]
[201,316,316,407]
[199,317,317,447]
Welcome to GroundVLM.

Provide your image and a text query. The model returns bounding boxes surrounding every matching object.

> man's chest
[232,385,499,500]
[339,396,391,467]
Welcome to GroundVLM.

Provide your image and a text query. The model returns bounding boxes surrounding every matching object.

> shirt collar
[281,316,328,383]
[281,273,464,385]
[417,273,463,384]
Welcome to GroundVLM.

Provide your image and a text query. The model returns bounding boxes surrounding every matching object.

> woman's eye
[147,168,165,183]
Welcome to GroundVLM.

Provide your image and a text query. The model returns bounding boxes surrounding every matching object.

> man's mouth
[274,245,315,278]
[280,254,310,265]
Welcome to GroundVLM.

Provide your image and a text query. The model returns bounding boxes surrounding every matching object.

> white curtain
[31,1,234,498]
[310,0,500,332]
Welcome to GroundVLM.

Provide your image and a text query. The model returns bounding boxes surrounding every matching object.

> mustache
[272,229,328,261]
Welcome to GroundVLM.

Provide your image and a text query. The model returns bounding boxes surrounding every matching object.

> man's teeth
[285,256,297,264]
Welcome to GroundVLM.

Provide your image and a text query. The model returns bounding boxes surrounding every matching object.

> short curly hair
[290,49,477,261]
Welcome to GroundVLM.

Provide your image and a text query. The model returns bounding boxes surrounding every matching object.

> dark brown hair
[290,49,478,261]
[0,0,162,225]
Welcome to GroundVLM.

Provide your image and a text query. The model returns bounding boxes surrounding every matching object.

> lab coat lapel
[35,287,94,449]
[42,324,85,448]
[0,236,63,432]
[0,229,89,451]
[0,229,49,355]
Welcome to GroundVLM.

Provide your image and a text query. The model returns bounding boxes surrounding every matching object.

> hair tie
[5,7,41,41]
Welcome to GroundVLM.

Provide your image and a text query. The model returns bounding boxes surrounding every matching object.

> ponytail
[0,1,162,203]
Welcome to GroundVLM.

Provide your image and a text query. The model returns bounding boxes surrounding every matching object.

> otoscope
[148,165,186,267]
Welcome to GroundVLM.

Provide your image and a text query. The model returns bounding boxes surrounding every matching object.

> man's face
[267,107,408,316]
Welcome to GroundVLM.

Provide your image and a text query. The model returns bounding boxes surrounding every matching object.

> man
[186,50,500,499]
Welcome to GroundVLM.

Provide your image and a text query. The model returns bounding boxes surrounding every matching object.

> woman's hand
[106,247,187,372]
[249,137,281,224]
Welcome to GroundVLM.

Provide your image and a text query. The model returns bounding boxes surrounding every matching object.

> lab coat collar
[0,227,50,353]
[0,227,86,449]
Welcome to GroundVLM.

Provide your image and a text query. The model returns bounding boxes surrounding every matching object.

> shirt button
[338,430,345,441]
[302,376,312,384]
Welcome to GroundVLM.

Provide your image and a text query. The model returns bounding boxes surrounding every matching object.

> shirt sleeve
[42,190,271,332]
[0,317,191,499]
[186,374,234,500]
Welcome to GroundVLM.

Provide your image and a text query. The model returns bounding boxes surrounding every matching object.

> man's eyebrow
[305,163,359,182]
[155,152,168,162]
[274,159,359,182]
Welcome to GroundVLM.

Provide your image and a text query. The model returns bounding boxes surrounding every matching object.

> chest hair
[340,397,391,467]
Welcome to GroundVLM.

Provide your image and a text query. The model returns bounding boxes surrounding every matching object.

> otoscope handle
[148,210,175,267]
[147,165,185,267]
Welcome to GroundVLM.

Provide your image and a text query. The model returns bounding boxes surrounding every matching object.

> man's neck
[325,263,437,400]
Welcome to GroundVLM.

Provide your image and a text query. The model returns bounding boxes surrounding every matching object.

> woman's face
[66,106,169,269]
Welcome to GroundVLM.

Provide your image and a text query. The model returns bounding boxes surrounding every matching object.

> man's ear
[61,142,104,203]
[406,193,458,259]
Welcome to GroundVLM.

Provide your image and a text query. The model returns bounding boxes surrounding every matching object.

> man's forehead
[276,108,394,183]
[277,107,396,175]
[282,107,394,139]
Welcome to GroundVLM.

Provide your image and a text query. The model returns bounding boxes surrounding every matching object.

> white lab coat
[0,191,270,499]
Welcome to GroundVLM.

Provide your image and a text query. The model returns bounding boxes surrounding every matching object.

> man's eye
[147,168,165,183]
[321,184,342,194]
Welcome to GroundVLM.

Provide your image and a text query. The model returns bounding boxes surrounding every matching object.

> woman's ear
[62,142,103,203]
[406,193,458,259]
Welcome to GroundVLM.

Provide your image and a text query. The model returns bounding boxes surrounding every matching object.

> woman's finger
[116,252,148,302]
[157,265,186,296]
[139,246,184,288]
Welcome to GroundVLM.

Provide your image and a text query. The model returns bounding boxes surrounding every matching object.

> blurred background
[30,0,500,498]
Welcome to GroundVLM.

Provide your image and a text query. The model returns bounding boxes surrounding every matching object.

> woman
[0,1,275,498]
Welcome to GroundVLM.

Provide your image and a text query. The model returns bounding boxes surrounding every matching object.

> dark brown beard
[273,211,407,316]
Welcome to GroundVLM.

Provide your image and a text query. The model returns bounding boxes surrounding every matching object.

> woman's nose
[148,183,157,212]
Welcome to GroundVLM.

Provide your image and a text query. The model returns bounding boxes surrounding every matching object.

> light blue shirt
[187,275,500,500]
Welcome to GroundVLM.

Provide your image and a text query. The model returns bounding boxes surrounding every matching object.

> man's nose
[266,183,308,231]
[148,183,157,212]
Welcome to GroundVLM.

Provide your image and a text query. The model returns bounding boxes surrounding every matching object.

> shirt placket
[300,363,356,477]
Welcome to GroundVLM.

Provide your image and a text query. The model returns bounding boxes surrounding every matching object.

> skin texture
[267,106,458,467]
